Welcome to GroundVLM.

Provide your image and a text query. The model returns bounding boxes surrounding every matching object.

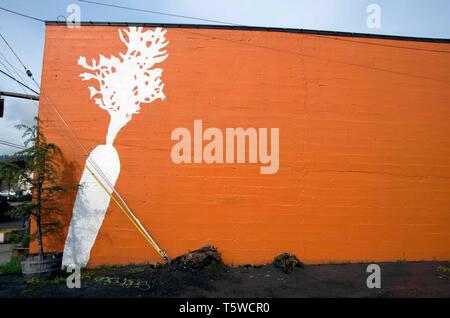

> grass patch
[26,277,45,289]
[0,260,21,275]
[130,267,145,274]
[49,276,67,285]
[436,265,450,273]
[95,264,116,271]
[396,259,408,264]
[81,269,96,279]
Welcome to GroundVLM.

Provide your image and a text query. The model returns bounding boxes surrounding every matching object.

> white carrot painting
[62,27,169,268]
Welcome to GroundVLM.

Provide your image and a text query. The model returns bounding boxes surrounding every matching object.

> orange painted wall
[36,25,450,266]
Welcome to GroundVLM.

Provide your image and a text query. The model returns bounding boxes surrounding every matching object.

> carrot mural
[38,24,450,267]
[62,27,169,268]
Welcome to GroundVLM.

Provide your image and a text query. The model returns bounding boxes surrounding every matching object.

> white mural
[62,27,169,268]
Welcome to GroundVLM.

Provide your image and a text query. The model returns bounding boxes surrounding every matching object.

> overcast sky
[0,0,449,154]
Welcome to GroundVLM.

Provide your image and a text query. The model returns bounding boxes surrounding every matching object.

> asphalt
[0,261,449,298]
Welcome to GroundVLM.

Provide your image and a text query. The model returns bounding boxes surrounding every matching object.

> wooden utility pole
[0,91,39,118]
[0,91,39,101]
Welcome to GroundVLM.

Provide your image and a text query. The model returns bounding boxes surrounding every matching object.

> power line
[0,6,45,22]
[310,34,450,54]
[0,52,36,92]
[0,58,27,94]
[0,33,40,89]
[0,69,39,95]
[4,0,445,259]
[1,1,448,52]
[76,1,450,53]
[0,50,37,94]
[0,52,39,92]
[78,0,240,26]
[0,5,446,102]
[3,2,441,85]
[175,27,450,84]
[0,141,25,150]
[0,139,26,150]
[0,33,40,90]
[0,33,29,71]
[34,83,170,260]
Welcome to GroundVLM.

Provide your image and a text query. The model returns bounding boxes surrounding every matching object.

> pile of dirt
[170,245,223,270]
[273,253,302,273]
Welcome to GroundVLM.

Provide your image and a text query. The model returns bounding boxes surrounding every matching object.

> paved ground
[0,261,449,298]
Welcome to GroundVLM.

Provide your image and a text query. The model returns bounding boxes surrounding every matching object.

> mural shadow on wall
[37,156,80,253]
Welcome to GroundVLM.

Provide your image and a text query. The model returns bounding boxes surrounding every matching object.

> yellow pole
[85,165,169,262]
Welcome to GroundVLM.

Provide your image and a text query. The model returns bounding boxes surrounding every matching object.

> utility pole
[0,91,39,101]
[0,91,39,118]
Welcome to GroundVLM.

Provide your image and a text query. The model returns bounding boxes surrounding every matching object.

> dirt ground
[0,261,449,298]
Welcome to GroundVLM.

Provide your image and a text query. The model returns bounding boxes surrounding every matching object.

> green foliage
[273,253,302,273]
[130,267,145,274]
[0,155,15,162]
[0,161,20,193]
[436,265,450,273]
[95,264,116,271]
[25,277,45,289]
[81,269,96,279]
[0,260,21,275]
[49,276,67,285]
[0,118,79,256]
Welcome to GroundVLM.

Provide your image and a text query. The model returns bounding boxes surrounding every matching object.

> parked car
[0,190,9,197]
[0,189,16,199]
[8,190,32,203]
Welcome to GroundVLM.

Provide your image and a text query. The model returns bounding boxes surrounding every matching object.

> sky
[0,0,449,155]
